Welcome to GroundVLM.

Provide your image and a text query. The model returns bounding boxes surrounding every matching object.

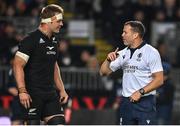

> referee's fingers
[114,47,119,53]
[129,97,134,102]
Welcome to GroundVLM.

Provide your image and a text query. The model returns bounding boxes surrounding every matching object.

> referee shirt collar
[128,41,146,59]
[128,41,146,50]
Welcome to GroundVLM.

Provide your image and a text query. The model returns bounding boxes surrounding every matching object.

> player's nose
[60,21,63,26]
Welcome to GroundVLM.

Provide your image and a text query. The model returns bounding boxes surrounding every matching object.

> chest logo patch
[39,38,45,43]
[136,53,142,61]
[46,46,54,50]
[52,37,57,43]
[46,46,56,55]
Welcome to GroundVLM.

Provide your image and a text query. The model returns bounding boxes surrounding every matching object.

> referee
[100,21,164,125]
[13,4,68,125]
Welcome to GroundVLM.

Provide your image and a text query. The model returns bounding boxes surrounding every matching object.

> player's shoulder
[143,44,161,60]
[21,29,40,43]
[26,29,40,39]
[144,44,159,53]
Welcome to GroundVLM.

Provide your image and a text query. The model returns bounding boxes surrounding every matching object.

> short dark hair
[40,4,63,19]
[124,21,145,38]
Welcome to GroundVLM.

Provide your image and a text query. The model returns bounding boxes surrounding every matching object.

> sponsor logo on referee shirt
[136,53,142,61]
[124,65,138,73]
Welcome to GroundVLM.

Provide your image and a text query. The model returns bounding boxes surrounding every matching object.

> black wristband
[139,88,145,95]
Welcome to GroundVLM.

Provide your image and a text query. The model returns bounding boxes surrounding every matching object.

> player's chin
[54,30,60,33]
[53,28,60,33]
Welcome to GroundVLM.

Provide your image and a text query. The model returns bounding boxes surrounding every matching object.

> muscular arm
[130,71,164,102]
[8,87,18,96]
[99,59,113,76]
[100,48,119,76]
[54,62,68,104]
[13,55,27,89]
[54,62,65,91]
[13,55,32,108]
[143,71,164,94]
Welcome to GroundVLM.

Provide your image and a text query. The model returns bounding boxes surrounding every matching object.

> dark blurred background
[0,0,180,125]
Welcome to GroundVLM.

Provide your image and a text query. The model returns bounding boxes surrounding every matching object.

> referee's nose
[122,32,125,37]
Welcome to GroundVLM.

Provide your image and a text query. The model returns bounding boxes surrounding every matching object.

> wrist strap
[18,87,28,94]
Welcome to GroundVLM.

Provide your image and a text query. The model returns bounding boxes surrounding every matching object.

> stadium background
[0,0,180,124]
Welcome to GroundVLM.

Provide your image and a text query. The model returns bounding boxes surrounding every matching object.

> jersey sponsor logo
[46,46,54,50]
[123,65,138,73]
[53,40,57,43]
[146,119,150,124]
[39,38,45,43]
[61,107,64,111]
[47,51,56,55]
[29,108,36,113]
[119,117,123,125]
[46,46,56,55]
[28,108,37,115]
[52,37,57,43]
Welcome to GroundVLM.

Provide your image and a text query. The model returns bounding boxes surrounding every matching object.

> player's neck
[38,25,52,39]
[131,39,143,48]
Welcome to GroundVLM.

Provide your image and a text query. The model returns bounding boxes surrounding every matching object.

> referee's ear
[133,33,138,39]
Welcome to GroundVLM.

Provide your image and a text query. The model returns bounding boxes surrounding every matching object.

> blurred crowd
[1,0,180,67]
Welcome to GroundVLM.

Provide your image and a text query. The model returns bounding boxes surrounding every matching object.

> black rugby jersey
[18,29,59,92]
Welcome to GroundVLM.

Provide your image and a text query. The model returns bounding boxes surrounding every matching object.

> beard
[52,26,61,33]
[123,40,129,46]
[53,29,60,33]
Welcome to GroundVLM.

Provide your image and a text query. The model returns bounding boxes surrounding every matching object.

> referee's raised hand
[107,47,119,62]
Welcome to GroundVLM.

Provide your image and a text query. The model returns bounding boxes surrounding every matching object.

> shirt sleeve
[109,51,123,72]
[16,35,35,62]
[148,49,163,73]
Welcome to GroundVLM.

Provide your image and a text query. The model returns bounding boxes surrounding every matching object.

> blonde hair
[40,4,64,19]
